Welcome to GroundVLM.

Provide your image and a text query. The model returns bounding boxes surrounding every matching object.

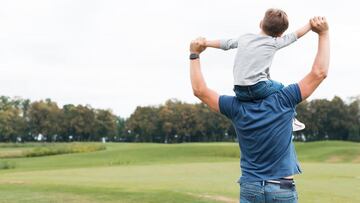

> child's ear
[259,20,263,29]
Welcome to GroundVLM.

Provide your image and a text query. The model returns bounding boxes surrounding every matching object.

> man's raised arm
[189,38,220,112]
[299,17,330,100]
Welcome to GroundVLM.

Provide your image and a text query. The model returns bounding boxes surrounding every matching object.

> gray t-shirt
[220,33,297,86]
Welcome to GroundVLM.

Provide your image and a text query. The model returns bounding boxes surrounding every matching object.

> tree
[1,94,359,143]
[116,116,126,141]
[94,109,117,141]
[125,106,160,142]
[28,99,62,141]
[65,105,96,141]
[348,100,360,141]
[0,107,25,142]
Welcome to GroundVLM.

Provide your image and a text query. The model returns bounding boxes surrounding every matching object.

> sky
[0,0,359,118]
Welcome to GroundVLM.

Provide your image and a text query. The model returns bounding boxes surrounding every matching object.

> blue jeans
[240,181,298,203]
[234,80,284,101]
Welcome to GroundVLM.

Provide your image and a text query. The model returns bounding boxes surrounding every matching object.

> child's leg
[251,80,284,100]
[233,86,254,101]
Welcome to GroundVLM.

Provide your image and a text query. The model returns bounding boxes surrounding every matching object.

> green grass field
[0,141,359,203]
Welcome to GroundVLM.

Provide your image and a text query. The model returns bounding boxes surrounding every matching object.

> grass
[0,160,16,170]
[0,141,359,202]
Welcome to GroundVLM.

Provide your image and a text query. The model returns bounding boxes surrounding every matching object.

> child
[203,8,310,131]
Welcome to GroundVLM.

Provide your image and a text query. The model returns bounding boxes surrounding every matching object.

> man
[189,16,329,203]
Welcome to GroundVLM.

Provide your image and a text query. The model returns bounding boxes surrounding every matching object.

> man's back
[219,84,302,183]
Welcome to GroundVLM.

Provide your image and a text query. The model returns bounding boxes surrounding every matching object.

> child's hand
[190,37,207,54]
[196,37,207,47]
[310,16,329,35]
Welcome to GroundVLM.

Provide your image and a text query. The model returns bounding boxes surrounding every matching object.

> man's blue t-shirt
[219,84,302,183]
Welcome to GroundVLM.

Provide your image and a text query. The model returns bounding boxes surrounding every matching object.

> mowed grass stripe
[1,162,359,203]
[1,141,359,173]
[1,141,360,203]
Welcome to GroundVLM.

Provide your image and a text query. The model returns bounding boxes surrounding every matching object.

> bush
[0,161,16,170]
[0,143,45,148]
[24,143,106,157]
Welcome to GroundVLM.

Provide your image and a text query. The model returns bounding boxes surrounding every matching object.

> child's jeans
[234,80,284,101]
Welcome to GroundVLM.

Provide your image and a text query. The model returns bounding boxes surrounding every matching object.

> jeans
[234,80,284,102]
[240,181,298,203]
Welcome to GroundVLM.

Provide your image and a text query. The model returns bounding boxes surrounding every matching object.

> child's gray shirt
[220,33,297,86]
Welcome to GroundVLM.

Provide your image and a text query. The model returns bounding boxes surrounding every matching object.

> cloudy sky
[0,0,359,117]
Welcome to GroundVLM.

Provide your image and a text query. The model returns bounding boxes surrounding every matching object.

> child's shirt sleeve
[274,33,297,50]
[219,38,239,50]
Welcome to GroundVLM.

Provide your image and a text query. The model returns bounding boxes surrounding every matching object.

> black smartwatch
[189,53,199,60]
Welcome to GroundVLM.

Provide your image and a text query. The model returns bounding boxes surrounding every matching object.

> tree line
[0,95,359,143]
[0,96,119,142]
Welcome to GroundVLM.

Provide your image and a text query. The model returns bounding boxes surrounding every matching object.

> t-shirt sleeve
[274,33,297,50]
[219,38,238,50]
[218,95,236,119]
[279,84,302,108]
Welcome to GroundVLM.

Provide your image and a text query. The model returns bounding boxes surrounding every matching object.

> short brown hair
[262,8,289,37]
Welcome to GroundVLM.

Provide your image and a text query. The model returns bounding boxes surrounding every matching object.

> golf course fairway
[0,141,359,203]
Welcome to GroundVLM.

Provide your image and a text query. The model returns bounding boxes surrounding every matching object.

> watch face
[190,53,199,60]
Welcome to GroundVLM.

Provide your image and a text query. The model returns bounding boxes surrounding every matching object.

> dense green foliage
[125,97,360,143]
[125,100,233,143]
[295,96,360,142]
[1,95,359,143]
[0,142,359,203]
[0,96,120,142]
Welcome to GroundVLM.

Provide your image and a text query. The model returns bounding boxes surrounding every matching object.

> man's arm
[295,22,311,39]
[190,38,220,112]
[298,17,330,100]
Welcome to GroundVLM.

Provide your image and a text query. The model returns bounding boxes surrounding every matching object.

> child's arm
[204,40,221,48]
[295,22,312,39]
[275,22,311,49]
[204,39,238,50]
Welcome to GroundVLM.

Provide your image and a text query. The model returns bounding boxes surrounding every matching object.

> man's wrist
[318,31,329,37]
[189,53,200,60]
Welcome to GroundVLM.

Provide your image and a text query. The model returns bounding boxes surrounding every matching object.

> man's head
[260,8,289,37]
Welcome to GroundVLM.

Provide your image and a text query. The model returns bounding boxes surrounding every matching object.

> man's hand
[190,37,207,54]
[310,16,329,35]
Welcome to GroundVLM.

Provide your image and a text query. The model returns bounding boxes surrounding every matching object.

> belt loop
[261,180,265,186]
